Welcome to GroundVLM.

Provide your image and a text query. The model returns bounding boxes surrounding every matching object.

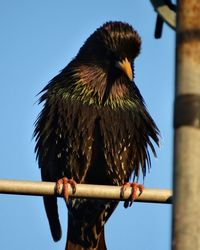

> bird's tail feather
[65,228,107,250]
[43,196,62,242]
[65,199,118,250]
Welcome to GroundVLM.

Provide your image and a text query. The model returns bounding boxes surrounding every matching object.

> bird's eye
[105,50,115,60]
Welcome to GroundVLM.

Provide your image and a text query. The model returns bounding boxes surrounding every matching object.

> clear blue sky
[0,1,175,249]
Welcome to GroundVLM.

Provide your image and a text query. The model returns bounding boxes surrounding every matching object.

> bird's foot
[121,182,144,208]
[56,177,77,203]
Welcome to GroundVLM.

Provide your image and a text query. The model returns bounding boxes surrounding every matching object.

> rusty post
[172,0,200,249]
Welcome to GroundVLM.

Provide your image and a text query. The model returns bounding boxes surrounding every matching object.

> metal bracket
[150,0,177,38]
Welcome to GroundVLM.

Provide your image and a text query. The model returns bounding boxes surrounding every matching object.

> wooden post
[172,0,200,249]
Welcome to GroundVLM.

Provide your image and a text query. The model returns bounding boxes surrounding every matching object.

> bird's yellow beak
[115,58,133,81]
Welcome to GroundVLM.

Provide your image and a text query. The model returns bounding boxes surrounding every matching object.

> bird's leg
[56,177,77,203]
[123,182,144,200]
[121,182,144,207]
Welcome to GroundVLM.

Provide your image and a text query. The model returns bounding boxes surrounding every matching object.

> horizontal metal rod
[0,179,172,204]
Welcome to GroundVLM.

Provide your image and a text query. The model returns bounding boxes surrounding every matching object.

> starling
[34,21,159,250]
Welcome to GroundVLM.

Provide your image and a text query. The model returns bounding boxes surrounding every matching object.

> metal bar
[0,179,172,204]
[172,0,200,249]
[150,0,176,29]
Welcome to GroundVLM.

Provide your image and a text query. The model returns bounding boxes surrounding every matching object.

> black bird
[34,21,159,250]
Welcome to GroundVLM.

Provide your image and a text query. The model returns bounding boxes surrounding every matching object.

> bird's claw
[56,177,77,203]
[121,182,144,207]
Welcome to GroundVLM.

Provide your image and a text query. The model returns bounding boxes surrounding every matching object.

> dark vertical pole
[173,1,200,249]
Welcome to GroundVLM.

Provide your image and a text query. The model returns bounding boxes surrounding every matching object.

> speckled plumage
[34,21,159,250]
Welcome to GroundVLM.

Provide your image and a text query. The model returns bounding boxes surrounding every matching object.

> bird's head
[70,21,142,107]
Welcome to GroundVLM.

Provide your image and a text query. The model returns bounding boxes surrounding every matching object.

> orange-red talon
[137,184,144,196]
[68,178,77,193]
[56,179,64,194]
[121,182,144,207]
[56,177,77,203]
